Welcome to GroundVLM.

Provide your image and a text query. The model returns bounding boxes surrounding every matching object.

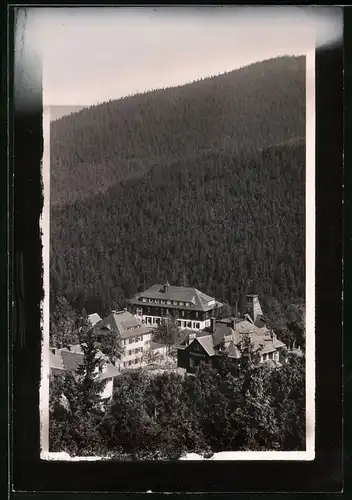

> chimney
[246,294,263,323]
[211,317,216,334]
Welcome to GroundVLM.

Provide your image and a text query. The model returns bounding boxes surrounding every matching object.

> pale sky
[19,6,342,107]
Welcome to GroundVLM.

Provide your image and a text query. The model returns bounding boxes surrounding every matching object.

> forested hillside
[50,56,305,206]
[50,138,305,315]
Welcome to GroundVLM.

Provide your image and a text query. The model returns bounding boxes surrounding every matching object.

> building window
[178,320,181,327]
[187,321,192,328]
[156,318,160,324]
[269,352,273,360]
[195,311,199,318]
[179,301,184,306]
[161,300,165,304]
[128,360,133,366]
[173,301,178,305]
[142,298,147,303]
[123,362,127,367]
[181,310,185,317]
[185,302,189,307]
[166,308,169,314]
[155,299,160,303]
[195,322,200,329]
[137,308,143,315]
[167,300,171,305]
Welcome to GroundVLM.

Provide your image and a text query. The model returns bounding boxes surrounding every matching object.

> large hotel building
[127,283,222,331]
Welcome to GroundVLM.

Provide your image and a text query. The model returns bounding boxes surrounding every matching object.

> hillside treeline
[50,56,305,206]
[50,139,305,316]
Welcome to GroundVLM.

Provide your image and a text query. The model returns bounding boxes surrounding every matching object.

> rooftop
[95,310,154,339]
[177,318,287,359]
[129,284,222,312]
[150,341,166,351]
[88,313,102,327]
[49,346,120,380]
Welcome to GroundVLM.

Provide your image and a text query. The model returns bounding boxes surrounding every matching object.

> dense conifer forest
[50,55,306,317]
[50,56,305,206]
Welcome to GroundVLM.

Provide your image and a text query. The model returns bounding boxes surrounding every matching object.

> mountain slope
[50,56,305,206]
[50,139,305,315]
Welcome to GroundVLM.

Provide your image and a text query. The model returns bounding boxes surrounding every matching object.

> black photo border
[6,4,344,495]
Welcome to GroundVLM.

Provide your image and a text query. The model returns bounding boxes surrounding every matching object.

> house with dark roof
[94,309,161,370]
[49,344,120,401]
[127,282,222,331]
[176,312,286,374]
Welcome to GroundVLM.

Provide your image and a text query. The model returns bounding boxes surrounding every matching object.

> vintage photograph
[36,5,321,460]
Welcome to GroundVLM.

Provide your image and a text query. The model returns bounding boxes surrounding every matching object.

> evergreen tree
[74,313,108,414]
[152,314,181,355]
[50,296,80,348]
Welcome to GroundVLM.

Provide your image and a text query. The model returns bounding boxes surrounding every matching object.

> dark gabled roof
[95,310,154,339]
[195,336,216,356]
[129,284,222,312]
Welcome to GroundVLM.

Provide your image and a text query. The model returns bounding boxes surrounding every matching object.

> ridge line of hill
[51,55,304,123]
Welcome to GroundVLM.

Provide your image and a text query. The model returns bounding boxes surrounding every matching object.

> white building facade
[128,284,222,331]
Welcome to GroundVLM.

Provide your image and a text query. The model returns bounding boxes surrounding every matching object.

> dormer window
[155,299,160,303]
[160,300,165,304]
[167,300,171,305]
[185,302,189,307]
[142,298,147,302]
[148,298,153,303]
[179,302,184,306]
[173,301,178,306]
